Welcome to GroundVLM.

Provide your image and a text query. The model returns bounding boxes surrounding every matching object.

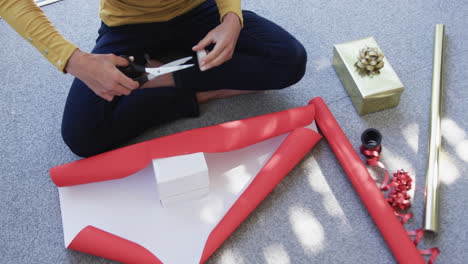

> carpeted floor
[1,0,467,263]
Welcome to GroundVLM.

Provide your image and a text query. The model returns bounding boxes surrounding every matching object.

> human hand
[65,49,139,101]
[192,12,242,71]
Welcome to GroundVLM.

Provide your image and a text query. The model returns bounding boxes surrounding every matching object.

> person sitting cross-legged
[0,0,307,157]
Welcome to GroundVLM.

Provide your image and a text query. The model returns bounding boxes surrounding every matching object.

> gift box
[153,152,210,207]
[333,37,404,115]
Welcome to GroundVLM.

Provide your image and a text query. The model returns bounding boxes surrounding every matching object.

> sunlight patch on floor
[219,248,245,264]
[313,56,332,71]
[456,140,468,162]
[441,118,465,145]
[441,118,468,162]
[379,148,415,173]
[289,206,325,254]
[263,244,291,264]
[402,123,419,153]
[297,156,352,233]
[439,150,460,184]
[305,158,350,225]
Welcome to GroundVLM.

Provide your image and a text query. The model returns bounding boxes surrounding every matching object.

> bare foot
[196,90,258,104]
[140,59,176,89]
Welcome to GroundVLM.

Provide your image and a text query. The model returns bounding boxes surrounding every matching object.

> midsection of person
[100,0,243,28]
[100,0,206,26]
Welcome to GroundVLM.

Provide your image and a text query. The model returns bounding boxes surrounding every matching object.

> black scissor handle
[116,55,148,87]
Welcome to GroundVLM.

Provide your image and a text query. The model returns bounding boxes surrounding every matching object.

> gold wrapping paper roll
[423,24,445,234]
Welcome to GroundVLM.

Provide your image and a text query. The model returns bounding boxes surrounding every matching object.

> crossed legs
[61,3,306,157]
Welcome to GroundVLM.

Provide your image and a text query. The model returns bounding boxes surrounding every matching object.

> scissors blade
[161,56,193,67]
[146,64,194,79]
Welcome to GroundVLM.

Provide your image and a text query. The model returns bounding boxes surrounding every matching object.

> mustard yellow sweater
[0,0,242,72]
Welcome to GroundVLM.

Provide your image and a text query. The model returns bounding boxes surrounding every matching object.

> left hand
[192,12,242,71]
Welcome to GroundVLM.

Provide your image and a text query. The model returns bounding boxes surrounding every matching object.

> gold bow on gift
[356,47,385,75]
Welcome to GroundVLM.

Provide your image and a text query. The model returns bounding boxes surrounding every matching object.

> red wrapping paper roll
[310,98,424,264]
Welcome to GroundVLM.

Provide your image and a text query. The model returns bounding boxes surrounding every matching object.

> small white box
[152,153,210,207]
[197,50,207,70]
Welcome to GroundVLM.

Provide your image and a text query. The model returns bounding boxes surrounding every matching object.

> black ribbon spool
[361,128,382,150]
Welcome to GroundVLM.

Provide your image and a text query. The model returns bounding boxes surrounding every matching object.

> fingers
[199,42,224,70]
[102,94,114,102]
[111,54,131,67]
[193,34,214,52]
[112,83,133,96]
[99,83,131,101]
[75,52,140,102]
[108,72,134,96]
[193,27,238,71]
[200,44,233,71]
[109,54,139,90]
[116,71,139,90]
[99,65,136,101]
[95,90,114,102]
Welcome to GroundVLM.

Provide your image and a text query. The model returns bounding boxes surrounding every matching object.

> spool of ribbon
[359,128,439,263]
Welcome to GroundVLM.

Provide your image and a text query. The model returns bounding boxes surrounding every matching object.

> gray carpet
[1,0,467,263]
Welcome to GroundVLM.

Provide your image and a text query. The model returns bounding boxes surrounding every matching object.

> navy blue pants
[62,0,307,157]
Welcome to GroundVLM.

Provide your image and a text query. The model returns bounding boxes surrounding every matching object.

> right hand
[65,49,139,101]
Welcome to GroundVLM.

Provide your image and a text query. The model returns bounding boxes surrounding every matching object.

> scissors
[117,55,194,88]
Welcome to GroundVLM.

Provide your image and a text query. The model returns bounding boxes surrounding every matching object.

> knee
[61,80,112,158]
[270,39,307,89]
[61,124,108,158]
[283,40,307,87]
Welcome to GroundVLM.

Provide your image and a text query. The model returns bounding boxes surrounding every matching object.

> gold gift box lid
[333,37,404,115]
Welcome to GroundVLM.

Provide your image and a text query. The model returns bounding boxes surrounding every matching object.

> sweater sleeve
[0,0,77,72]
[215,0,243,27]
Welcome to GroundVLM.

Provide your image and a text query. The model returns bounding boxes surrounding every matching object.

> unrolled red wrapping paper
[310,97,425,264]
[50,103,321,263]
